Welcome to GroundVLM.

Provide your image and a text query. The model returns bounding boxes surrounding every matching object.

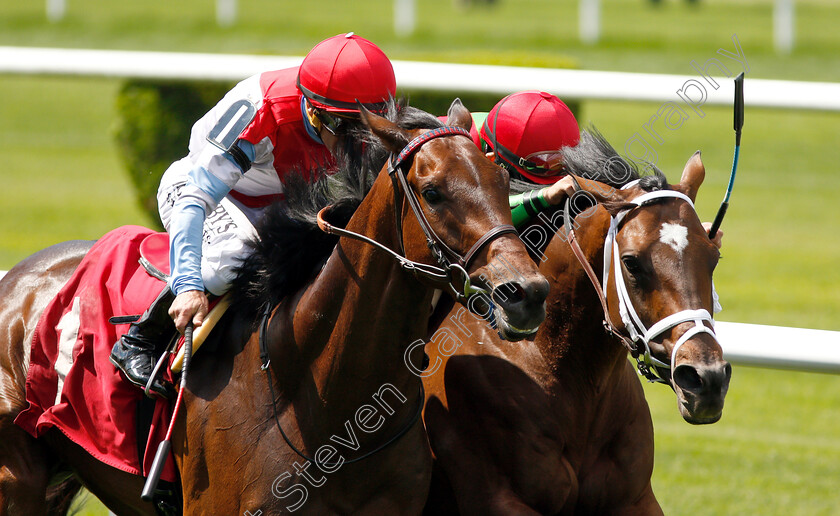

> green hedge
[114,80,232,228]
[114,81,579,225]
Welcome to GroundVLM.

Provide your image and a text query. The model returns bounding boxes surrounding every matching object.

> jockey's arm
[508,177,726,250]
[167,139,255,332]
[508,175,576,226]
[509,189,549,227]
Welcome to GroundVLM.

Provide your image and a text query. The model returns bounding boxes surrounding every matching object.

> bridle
[317,125,519,304]
[264,124,518,467]
[565,181,720,384]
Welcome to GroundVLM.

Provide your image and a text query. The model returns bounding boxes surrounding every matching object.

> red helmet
[297,33,396,114]
[480,91,580,184]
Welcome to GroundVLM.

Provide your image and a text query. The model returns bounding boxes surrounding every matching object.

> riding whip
[141,322,193,502]
[708,72,745,239]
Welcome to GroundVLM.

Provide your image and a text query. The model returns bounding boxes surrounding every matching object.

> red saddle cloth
[15,225,178,483]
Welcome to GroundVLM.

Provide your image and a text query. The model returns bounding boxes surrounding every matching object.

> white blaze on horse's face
[659,223,689,255]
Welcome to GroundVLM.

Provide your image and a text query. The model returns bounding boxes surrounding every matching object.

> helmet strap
[489,95,507,159]
[484,95,517,173]
[297,75,389,113]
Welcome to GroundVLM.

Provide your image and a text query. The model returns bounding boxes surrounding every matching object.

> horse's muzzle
[490,277,550,341]
[673,359,732,424]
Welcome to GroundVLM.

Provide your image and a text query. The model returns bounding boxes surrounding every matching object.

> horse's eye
[422,188,442,204]
[621,255,643,276]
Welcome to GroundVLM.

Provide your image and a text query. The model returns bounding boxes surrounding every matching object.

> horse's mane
[509,126,667,195]
[562,126,668,191]
[228,99,444,318]
[507,126,670,258]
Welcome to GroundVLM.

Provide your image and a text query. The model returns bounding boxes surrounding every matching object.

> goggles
[481,138,564,178]
[314,109,358,136]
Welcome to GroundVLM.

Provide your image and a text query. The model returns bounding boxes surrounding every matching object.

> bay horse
[0,100,549,515]
[421,129,732,515]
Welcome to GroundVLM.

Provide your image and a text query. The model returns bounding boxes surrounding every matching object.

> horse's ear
[445,98,472,131]
[676,151,705,202]
[358,103,410,153]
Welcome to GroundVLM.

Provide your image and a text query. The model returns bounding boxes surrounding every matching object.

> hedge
[114,80,231,228]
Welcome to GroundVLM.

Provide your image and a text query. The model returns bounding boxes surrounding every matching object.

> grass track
[643,366,840,515]
[0,76,152,265]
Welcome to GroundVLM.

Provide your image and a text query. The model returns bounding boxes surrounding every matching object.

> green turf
[1,1,838,515]
[582,100,840,331]
[0,76,153,267]
[643,366,840,515]
[2,0,840,81]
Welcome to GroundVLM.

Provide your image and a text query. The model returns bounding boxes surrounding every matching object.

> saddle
[15,227,179,483]
[12,226,234,515]
[127,231,230,374]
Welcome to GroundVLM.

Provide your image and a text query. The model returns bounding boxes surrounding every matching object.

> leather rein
[564,182,719,384]
[317,125,518,304]
[262,125,517,468]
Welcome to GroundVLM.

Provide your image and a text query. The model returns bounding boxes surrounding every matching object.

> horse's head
[572,151,731,424]
[359,99,549,340]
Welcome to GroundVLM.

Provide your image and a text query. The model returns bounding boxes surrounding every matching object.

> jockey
[110,33,396,398]
[472,90,725,240]
[472,91,582,225]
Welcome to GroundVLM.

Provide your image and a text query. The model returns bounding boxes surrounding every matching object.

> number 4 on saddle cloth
[14,225,225,485]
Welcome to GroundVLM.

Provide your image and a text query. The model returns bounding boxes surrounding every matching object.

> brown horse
[0,100,549,515]
[421,130,731,515]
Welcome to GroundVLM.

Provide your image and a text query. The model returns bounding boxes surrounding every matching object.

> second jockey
[473,90,726,249]
[110,33,396,398]
[465,91,582,225]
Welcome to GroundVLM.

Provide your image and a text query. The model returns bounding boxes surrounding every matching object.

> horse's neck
[276,175,431,411]
[535,208,628,386]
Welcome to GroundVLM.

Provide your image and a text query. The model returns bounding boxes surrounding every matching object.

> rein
[264,125,513,466]
[317,125,517,304]
[257,305,425,469]
[564,184,719,384]
[563,198,636,354]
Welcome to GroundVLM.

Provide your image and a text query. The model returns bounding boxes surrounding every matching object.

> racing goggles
[314,110,357,136]
[482,139,565,178]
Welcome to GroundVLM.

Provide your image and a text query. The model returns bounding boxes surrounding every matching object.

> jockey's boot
[109,287,176,399]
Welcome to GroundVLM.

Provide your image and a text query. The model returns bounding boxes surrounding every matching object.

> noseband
[565,184,720,384]
[318,125,518,303]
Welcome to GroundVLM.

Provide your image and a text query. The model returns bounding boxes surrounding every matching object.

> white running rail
[1,267,837,374]
[1,46,840,111]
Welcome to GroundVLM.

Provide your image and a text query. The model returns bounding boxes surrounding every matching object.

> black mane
[561,126,668,192]
[228,99,444,318]
[509,126,667,195]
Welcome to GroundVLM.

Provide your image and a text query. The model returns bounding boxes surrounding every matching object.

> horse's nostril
[493,282,527,305]
[673,364,703,392]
